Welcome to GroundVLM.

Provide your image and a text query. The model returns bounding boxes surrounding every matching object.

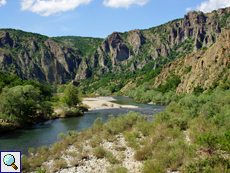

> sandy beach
[82,96,138,111]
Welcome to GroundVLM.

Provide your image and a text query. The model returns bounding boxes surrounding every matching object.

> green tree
[0,85,52,124]
[62,84,81,107]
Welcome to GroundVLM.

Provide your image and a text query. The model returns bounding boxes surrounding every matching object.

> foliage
[93,146,107,158]
[156,74,181,93]
[0,72,52,100]
[0,85,53,125]
[183,66,192,74]
[52,36,103,57]
[21,88,230,172]
[193,85,204,96]
[62,84,81,107]
[2,28,48,42]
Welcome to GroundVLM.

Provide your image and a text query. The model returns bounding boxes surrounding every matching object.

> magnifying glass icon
[3,154,18,170]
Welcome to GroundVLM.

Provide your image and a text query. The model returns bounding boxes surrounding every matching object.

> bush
[193,85,204,96]
[106,151,120,164]
[98,88,111,96]
[134,145,153,161]
[93,146,107,158]
[52,159,68,172]
[184,66,192,74]
[62,84,81,107]
[197,133,220,153]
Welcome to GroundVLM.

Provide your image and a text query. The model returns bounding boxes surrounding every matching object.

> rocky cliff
[153,28,230,94]
[0,7,230,86]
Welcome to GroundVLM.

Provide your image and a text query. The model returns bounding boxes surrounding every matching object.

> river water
[0,96,166,155]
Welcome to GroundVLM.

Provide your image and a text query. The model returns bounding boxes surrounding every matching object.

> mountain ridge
[0,7,230,94]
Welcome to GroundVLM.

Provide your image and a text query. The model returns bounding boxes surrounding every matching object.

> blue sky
[0,0,230,38]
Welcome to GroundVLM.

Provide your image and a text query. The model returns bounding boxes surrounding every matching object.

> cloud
[196,0,230,13]
[0,0,6,7]
[186,7,192,11]
[20,0,92,16]
[103,0,150,8]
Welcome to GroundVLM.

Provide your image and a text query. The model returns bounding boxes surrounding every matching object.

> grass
[106,151,120,164]
[52,159,68,172]
[107,165,128,173]
[93,146,107,158]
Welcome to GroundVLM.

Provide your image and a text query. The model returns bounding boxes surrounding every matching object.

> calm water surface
[0,96,165,155]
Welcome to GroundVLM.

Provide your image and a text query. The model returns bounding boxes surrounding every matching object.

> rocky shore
[33,133,144,173]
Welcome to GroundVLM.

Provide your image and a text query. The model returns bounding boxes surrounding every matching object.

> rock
[97,66,109,75]
[153,28,230,94]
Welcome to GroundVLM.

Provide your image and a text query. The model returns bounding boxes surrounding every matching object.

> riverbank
[0,105,87,134]
[31,133,143,173]
[23,111,147,173]
[82,96,138,110]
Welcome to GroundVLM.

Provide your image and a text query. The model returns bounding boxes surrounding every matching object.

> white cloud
[20,0,92,16]
[103,0,150,8]
[196,0,230,13]
[0,0,6,7]
[186,7,192,11]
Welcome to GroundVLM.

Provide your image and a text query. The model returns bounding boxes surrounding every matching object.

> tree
[62,84,81,107]
[193,85,204,96]
[0,85,52,124]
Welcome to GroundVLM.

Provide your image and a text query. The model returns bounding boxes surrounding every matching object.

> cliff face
[87,7,230,77]
[153,28,230,94]
[0,30,91,84]
[0,7,230,85]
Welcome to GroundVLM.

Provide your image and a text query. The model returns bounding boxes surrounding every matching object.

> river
[0,96,166,155]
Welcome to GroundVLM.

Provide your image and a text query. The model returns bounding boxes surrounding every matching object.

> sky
[0,0,230,38]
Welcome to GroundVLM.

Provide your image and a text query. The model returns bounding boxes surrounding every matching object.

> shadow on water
[0,96,166,155]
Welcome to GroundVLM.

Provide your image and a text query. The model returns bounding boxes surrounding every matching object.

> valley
[0,5,230,173]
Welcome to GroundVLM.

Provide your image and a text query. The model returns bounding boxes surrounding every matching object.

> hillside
[0,29,102,84]
[153,28,230,94]
[0,7,230,94]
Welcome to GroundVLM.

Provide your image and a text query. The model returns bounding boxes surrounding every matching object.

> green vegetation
[0,72,54,131]
[1,28,49,42]
[21,88,230,172]
[156,74,181,93]
[62,83,81,107]
[128,83,180,105]
[52,36,103,57]
[193,85,204,96]
[183,66,192,74]
[0,72,86,132]
[0,85,53,125]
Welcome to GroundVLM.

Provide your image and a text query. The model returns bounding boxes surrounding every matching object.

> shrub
[193,85,204,96]
[52,159,68,172]
[134,145,153,161]
[107,166,128,173]
[62,84,81,107]
[106,151,120,164]
[89,136,103,148]
[105,112,146,135]
[93,146,107,158]
[21,155,30,172]
[36,168,46,173]
[184,66,192,74]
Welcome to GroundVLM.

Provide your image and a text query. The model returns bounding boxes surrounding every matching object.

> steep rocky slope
[0,29,102,84]
[83,7,230,79]
[153,28,230,94]
[0,7,230,86]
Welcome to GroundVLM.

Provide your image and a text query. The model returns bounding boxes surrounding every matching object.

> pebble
[35,133,143,173]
